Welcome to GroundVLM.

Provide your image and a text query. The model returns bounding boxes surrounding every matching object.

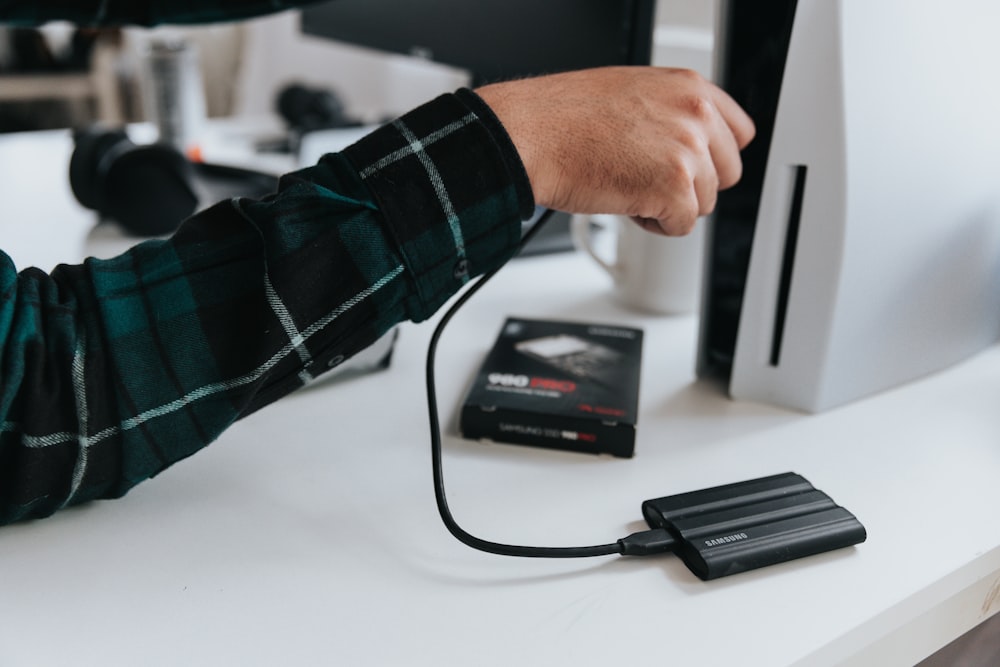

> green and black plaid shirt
[0,3,533,524]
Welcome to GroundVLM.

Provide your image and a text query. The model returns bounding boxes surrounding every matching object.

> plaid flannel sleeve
[0,90,531,524]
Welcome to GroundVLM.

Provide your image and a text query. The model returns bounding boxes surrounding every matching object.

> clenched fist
[477,67,755,236]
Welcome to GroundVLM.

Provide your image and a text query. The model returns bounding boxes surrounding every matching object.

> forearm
[0,0,325,27]
[0,90,529,524]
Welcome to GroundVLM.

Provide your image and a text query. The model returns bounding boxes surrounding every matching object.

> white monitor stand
[699,0,1000,412]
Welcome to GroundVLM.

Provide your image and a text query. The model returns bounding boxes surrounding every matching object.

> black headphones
[69,126,278,237]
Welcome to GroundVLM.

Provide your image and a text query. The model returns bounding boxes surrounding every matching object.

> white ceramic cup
[571,214,705,315]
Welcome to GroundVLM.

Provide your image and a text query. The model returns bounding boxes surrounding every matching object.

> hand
[476,67,755,236]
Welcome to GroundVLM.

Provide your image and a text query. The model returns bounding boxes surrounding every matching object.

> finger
[692,148,720,216]
[631,216,667,236]
[707,85,756,149]
[655,180,701,236]
[706,106,745,190]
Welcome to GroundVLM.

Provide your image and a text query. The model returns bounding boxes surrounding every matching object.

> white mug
[571,214,705,315]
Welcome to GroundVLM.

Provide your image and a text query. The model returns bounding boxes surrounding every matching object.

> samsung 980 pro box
[460,318,643,457]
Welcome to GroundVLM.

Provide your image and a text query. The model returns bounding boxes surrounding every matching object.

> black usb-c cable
[424,209,675,559]
[422,211,869,580]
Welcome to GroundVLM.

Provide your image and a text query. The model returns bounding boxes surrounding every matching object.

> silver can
[141,36,206,151]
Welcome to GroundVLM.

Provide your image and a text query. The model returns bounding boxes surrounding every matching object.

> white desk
[1,129,999,667]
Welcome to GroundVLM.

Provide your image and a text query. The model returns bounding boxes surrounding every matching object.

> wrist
[456,88,536,219]
[472,82,554,210]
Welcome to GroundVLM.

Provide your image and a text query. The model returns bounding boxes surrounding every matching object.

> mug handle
[570,214,622,280]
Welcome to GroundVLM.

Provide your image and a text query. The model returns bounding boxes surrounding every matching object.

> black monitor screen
[699,0,799,378]
[300,0,656,86]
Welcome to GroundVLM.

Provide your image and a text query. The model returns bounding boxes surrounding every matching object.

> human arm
[0,90,528,524]
[0,64,752,525]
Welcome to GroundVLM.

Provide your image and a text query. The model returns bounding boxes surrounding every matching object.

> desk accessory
[641,472,866,580]
[701,0,1000,412]
[426,212,866,577]
[460,317,642,458]
[69,125,277,236]
[140,36,206,154]
[572,212,704,315]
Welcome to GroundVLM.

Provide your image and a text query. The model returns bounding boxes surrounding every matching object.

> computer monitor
[699,0,798,380]
[698,0,1000,412]
[300,0,656,87]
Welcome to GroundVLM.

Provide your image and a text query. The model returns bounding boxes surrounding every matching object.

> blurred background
[0,1,713,135]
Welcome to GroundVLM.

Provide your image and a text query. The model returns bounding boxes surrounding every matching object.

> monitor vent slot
[770,165,808,367]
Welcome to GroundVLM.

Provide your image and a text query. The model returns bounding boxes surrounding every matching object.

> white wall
[652,0,715,77]
[656,0,713,29]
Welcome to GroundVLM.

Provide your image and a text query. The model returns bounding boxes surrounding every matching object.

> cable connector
[617,528,677,557]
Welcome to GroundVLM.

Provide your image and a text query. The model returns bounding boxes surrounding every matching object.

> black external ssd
[641,472,867,580]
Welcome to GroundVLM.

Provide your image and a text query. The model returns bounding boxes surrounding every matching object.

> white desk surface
[1,128,999,667]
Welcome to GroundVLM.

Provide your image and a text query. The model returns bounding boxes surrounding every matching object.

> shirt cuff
[342,91,534,321]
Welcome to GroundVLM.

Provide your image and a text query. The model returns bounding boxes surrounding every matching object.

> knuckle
[664,216,696,236]
[681,91,715,122]
[676,128,705,154]
[666,158,696,189]
[700,190,718,216]
[654,201,699,236]
[673,67,705,85]
[676,221,696,236]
